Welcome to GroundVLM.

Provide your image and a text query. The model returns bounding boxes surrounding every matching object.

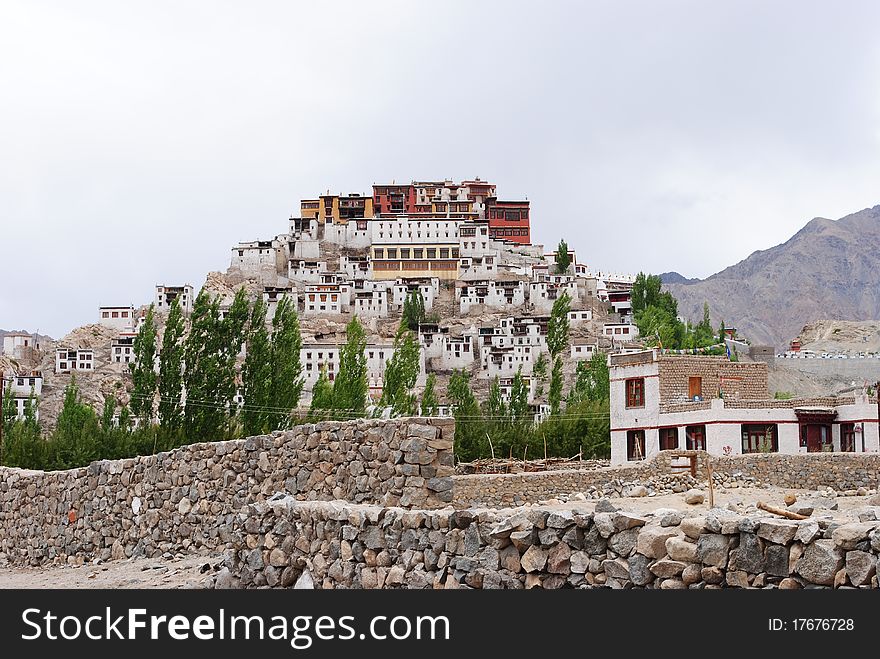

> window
[627,430,646,461]
[439,248,449,259]
[659,427,679,451]
[625,378,644,408]
[426,248,437,259]
[102,311,110,318]
[387,248,398,259]
[686,425,706,451]
[374,249,384,259]
[414,249,424,259]
[741,424,778,453]
[688,377,703,400]
[401,248,410,259]
[841,423,856,452]
[112,311,119,318]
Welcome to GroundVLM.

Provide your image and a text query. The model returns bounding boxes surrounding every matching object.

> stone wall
[225,497,880,589]
[658,355,768,402]
[0,417,454,567]
[452,451,880,508]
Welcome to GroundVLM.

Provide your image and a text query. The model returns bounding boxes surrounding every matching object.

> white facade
[302,285,345,315]
[301,343,426,398]
[390,278,438,312]
[529,280,579,313]
[608,350,880,465]
[323,217,371,248]
[458,222,493,257]
[230,239,283,273]
[370,217,461,244]
[440,335,475,370]
[481,344,535,379]
[570,341,598,361]
[155,284,194,315]
[2,333,34,358]
[98,306,136,331]
[340,255,373,281]
[353,290,389,319]
[56,348,95,373]
[603,322,639,340]
[288,260,328,283]
[567,309,593,326]
[458,280,526,314]
[111,334,137,364]
[6,372,43,397]
[263,287,297,320]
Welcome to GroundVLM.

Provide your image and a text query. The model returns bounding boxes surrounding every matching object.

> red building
[372,184,416,215]
[486,199,531,244]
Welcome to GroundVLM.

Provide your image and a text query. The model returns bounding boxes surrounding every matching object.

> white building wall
[155,285,194,314]
[370,218,460,244]
[98,307,136,331]
[288,261,328,283]
[324,218,371,248]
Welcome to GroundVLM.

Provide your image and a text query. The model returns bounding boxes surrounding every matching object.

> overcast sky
[3,1,880,338]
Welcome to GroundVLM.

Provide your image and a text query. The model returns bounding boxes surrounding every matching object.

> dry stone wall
[224,497,880,589]
[453,451,880,508]
[0,417,454,567]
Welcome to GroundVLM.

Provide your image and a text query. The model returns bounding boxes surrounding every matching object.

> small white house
[570,341,598,361]
[3,372,42,422]
[155,284,194,315]
[2,332,35,358]
[111,334,137,365]
[603,322,639,340]
[567,309,593,326]
[353,289,389,319]
[302,284,344,315]
[98,306,136,331]
[288,260,328,283]
[263,286,297,320]
[56,348,95,373]
[230,238,284,273]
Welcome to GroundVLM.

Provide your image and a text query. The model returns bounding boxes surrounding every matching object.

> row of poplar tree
[1,288,434,470]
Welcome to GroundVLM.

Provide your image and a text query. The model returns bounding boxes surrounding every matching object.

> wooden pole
[706,458,715,509]
[757,501,808,520]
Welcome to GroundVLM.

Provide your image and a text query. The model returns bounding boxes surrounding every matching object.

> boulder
[520,545,548,573]
[730,533,764,574]
[680,517,707,539]
[697,534,730,568]
[832,523,875,550]
[726,570,750,588]
[628,553,654,586]
[650,559,687,578]
[608,528,640,557]
[547,542,571,574]
[796,540,844,586]
[684,489,705,505]
[636,526,680,559]
[756,520,799,545]
[845,550,877,587]
[666,536,698,563]
[595,498,618,513]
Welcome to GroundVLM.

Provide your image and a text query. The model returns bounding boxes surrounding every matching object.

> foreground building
[609,350,880,464]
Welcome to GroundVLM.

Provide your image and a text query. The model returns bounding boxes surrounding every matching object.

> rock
[787,504,814,517]
[614,512,648,531]
[684,489,705,505]
[622,485,648,498]
[294,569,315,589]
[636,526,680,559]
[547,543,571,574]
[650,559,687,578]
[779,578,801,590]
[595,498,618,513]
[269,548,288,568]
[845,550,877,586]
[697,534,730,568]
[784,493,797,506]
[593,513,617,538]
[524,574,543,589]
[680,517,706,539]
[659,578,686,589]
[499,545,521,573]
[520,545,548,573]
[177,498,192,515]
[730,533,764,574]
[764,544,790,578]
[700,566,724,585]
[726,570,750,588]
[866,493,880,506]
[871,529,880,553]
[794,521,821,545]
[582,526,608,554]
[602,558,630,580]
[808,497,838,511]
[757,520,799,545]
[570,551,590,574]
[386,565,405,586]
[628,553,654,586]
[661,538,694,564]
[608,528,640,557]
[796,540,844,586]
[510,529,536,552]
[660,511,684,527]
[681,563,702,586]
[546,511,575,529]
[214,567,238,589]
[834,568,848,588]
[832,523,875,550]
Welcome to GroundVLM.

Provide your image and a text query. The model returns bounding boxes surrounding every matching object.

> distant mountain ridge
[663,205,880,349]
[659,272,700,285]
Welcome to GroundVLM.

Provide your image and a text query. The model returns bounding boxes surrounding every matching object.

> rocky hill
[664,205,880,348]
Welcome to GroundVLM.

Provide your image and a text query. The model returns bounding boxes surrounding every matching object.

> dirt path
[0,553,223,589]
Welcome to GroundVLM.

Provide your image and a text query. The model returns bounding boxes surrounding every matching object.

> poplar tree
[129,305,158,424]
[380,327,421,416]
[509,367,530,423]
[219,288,250,425]
[401,290,426,331]
[269,295,304,429]
[309,365,334,418]
[555,239,572,274]
[183,290,225,443]
[419,372,438,416]
[158,297,185,438]
[448,369,483,461]
[332,316,369,417]
[546,291,572,358]
[241,297,272,436]
[549,356,564,416]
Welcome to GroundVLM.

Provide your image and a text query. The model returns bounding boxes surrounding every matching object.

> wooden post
[706,458,715,508]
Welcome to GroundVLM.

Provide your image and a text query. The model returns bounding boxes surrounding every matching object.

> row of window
[489,228,529,236]
[627,422,862,460]
[606,326,632,335]
[373,261,458,271]
[101,310,131,319]
[488,209,529,220]
[372,247,460,260]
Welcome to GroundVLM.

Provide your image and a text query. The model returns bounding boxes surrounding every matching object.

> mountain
[659,272,699,285]
[663,205,880,349]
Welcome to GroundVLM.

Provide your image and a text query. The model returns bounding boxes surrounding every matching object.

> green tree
[101,395,117,433]
[419,372,438,416]
[219,288,250,427]
[269,295,304,429]
[569,351,610,403]
[448,369,484,461]
[309,365,334,418]
[1,382,15,433]
[401,290,426,332]
[241,297,272,436]
[50,375,101,469]
[554,239,572,274]
[2,389,43,469]
[380,327,421,416]
[549,356,564,416]
[129,305,158,425]
[546,291,572,358]
[532,351,547,397]
[183,290,225,443]
[509,367,530,423]
[158,296,186,439]
[333,316,369,417]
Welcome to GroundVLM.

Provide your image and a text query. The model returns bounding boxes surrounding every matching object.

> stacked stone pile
[223,497,880,589]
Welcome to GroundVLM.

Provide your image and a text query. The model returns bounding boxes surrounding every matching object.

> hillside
[664,205,880,348]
